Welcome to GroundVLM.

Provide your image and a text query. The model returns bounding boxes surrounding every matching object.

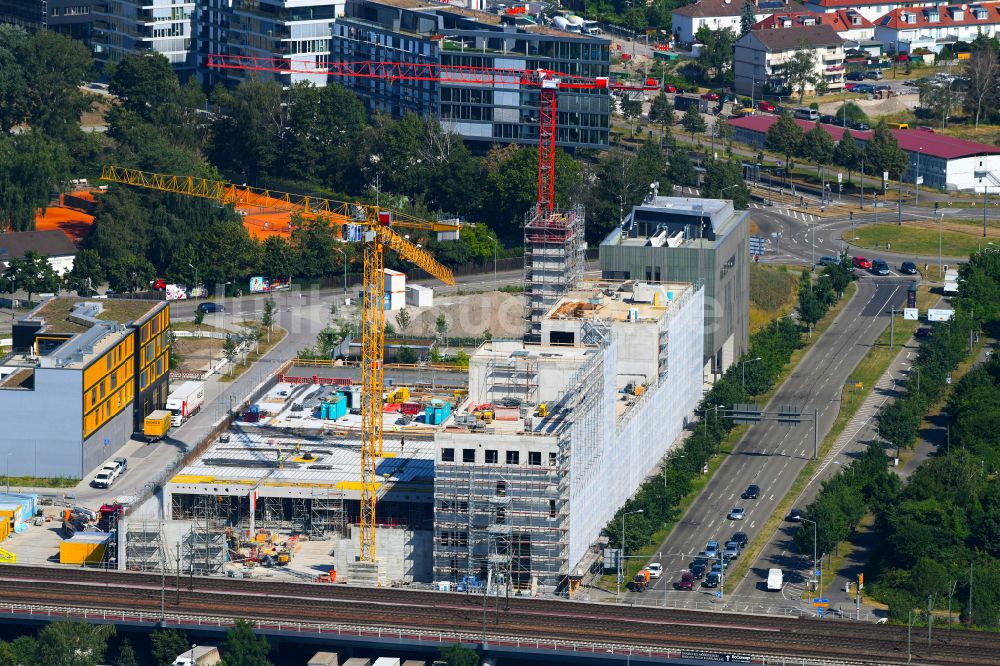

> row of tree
[794,248,1000,626]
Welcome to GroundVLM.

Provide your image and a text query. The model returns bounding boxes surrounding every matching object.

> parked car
[853,256,872,270]
[900,261,918,275]
[916,327,932,338]
[701,92,720,101]
[849,121,870,131]
[91,469,115,489]
[756,101,775,113]
[728,507,746,520]
[865,70,884,80]
[845,71,866,81]
[788,507,803,521]
[820,114,838,125]
[731,531,749,549]
[647,562,663,579]
[664,84,678,93]
[870,259,890,276]
[107,459,126,477]
[742,484,760,499]
[113,457,128,473]
[853,84,876,94]
[197,302,224,313]
[844,83,859,91]
[675,572,695,590]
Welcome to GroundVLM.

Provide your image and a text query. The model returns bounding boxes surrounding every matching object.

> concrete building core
[598,195,750,380]
[434,279,704,591]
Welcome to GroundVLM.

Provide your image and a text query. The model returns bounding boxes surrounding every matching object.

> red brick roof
[728,115,1000,159]
[753,8,873,30]
[874,3,1000,29]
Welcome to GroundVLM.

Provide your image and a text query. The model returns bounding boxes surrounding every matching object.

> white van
[767,568,784,591]
[794,108,819,121]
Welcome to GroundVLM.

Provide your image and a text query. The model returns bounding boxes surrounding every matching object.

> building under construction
[523,206,587,344]
[433,278,704,591]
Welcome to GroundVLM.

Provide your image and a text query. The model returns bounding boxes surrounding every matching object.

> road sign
[749,235,766,256]
[813,598,830,608]
[104,438,110,447]
[818,607,825,617]
[916,176,924,185]
[716,591,722,598]
[928,308,954,322]
[904,308,918,320]
[883,170,889,183]
[838,173,842,183]
[729,403,762,424]
[859,573,864,589]
[815,570,821,577]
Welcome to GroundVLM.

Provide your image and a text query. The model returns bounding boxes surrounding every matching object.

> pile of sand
[404,291,525,339]
[818,93,918,118]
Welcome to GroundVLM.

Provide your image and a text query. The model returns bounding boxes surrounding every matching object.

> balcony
[826,64,845,72]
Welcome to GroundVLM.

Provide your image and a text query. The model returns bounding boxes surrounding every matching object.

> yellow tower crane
[100,165,459,563]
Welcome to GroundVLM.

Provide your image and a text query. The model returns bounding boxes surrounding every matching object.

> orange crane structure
[100,165,459,564]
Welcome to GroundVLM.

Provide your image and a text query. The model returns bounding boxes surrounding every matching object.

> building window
[441,448,455,462]
[496,480,507,497]
[506,450,519,465]
[485,449,498,464]
[549,452,557,466]
[106,355,112,370]
[528,451,542,466]
[462,448,476,463]
[549,499,557,518]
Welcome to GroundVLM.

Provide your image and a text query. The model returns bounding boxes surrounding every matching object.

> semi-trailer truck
[166,380,205,426]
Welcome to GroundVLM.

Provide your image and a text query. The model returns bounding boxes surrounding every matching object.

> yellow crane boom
[101,166,458,564]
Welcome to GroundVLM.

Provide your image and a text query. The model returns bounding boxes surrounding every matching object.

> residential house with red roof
[728,114,1000,191]
[803,0,937,23]
[671,0,808,43]
[734,24,846,97]
[754,8,876,39]
[873,3,1000,55]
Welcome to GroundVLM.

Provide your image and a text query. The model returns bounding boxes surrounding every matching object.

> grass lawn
[1,476,78,489]
[171,322,225,333]
[749,264,799,332]
[845,219,1000,258]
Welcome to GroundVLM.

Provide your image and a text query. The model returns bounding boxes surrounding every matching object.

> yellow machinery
[537,403,548,417]
[101,166,458,564]
[387,387,410,403]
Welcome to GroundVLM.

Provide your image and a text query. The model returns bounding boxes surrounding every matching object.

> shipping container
[143,410,172,441]
[342,659,372,666]
[307,652,339,666]
[60,531,111,565]
[372,659,401,666]
[404,284,434,308]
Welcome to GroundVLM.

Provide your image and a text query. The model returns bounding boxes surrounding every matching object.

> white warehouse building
[433,279,704,591]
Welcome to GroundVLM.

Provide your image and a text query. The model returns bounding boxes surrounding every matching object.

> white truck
[166,380,205,426]
[767,568,784,591]
[944,269,960,295]
[172,646,221,666]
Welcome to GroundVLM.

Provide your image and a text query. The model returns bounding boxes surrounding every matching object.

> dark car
[689,561,707,579]
[197,302,224,314]
[845,71,866,81]
[820,114,838,125]
[675,572,695,591]
[819,256,839,268]
[788,508,803,522]
[742,484,760,499]
[853,84,876,94]
[849,120,871,131]
[870,259,891,276]
[731,531,749,548]
[916,327,933,338]
[900,261,918,275]
[703,572,721,588]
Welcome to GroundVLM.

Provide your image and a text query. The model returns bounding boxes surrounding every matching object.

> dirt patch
[818,94,918,118]
[405,291,525,338]
[173,337,222,374]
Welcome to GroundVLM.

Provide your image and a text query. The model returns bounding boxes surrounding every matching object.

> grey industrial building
[0,0,95,41]
[599,194,750,379]
[332,0,611,150]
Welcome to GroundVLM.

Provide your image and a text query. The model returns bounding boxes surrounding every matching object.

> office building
[599,194,750,379]
[332,0,611,150]
[0,298,170,478]
[0,0,95,41]
[92,0,197,72]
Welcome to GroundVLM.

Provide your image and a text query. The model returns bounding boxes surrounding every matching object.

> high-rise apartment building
[0,0,95,42]
[332,0,611,150]
[92,0,197,72]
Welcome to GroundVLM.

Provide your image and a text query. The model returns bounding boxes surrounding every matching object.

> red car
[756,101,775,113]
[664,84,677,93]
[701,92,721,101]
[675,572,695,591]
[844,83,858,91]
[853,256,872,270]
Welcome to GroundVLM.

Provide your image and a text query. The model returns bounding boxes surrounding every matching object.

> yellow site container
[143,410,172,441]
[60,532,110,565]
[0,520,10,541]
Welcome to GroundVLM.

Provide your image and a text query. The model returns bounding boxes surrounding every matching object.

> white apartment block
[671,0,809,43]
[734,24,845,96]
[874,3,1000,54]
[803,0,936,23]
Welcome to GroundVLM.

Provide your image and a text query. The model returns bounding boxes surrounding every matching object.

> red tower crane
[206,55,654,214]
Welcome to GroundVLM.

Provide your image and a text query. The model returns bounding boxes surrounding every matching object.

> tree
[784,49,818,102]
[681,105,706,142]
[194,308,205,327]
[833,132,863,183]
[109,53,182,123]
[864,121,908,180]
[438,643,479,666]
[396,346,417,364]
[621,96,643,135]
[220,620,272,666]
[222,334,238,374]
[964,47,998,128]
[695,26,736,81]
[765,113,804,182]
[713,119,735,152]
[262,297,276,342]
[797,270,826,329]
[455,349,470,368]
[35,621,115,666]
[116,638,139,666]
[436,313,450,346]
[702,159,750,209]
[919,80,962,128]
[589,142,667,241]
[16,30,93,141]
[800,121,835,175]
[259,236,296,281]
[210,78,286,184]
[649,93,675,142]
[740,0,756,36]
[668,148,697,186]
[395,308,412,335]
[0,130,72,231]
[835,101,869,125]
[4,250,61,303]
[106,254,155,296]
[65,248,104,296]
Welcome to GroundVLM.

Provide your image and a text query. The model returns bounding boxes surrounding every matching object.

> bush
[809,102,819,110]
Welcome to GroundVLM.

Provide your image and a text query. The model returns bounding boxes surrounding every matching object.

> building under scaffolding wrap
[434,279,704,590]
[524,206,587,343]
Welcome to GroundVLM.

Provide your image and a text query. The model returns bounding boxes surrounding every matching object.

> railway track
[0,565,998,665]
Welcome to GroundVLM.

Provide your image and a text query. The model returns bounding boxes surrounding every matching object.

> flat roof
[729,115,1000,160]
[546,281,692,323]
[27,297,162,335]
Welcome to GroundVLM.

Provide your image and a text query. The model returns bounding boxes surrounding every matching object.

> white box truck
[172,646,221,666]
[767,568,783,591]
[166,380,205,426]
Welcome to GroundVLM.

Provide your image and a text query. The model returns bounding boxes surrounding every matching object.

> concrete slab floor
[2,515,67,566]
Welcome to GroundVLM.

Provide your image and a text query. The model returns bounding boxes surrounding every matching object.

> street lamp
[333,247,348,294]
[189,644,197,665]
[486,234,498,286]
[740,356,762,391]
[801,518,820,596]
[617,509,645,600]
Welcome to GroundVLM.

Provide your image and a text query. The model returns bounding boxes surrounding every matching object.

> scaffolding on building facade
[485,352,538,406]
[124,522,164,572]
[523,206,585,343]
[170,491,347,537]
